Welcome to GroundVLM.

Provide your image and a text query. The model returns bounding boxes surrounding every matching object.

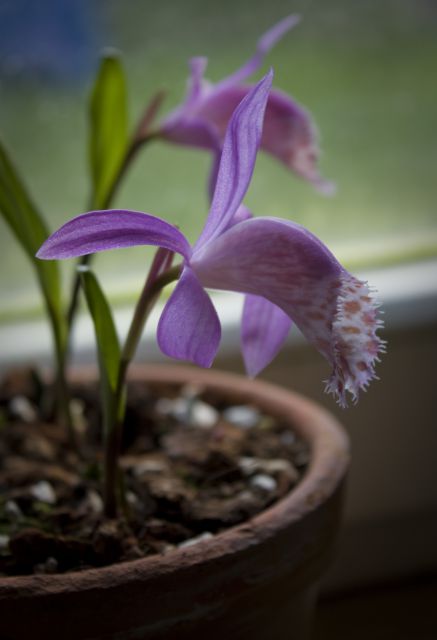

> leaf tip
[101,46,123,61]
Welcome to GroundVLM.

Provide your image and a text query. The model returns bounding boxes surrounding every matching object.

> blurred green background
[0,0,436,320]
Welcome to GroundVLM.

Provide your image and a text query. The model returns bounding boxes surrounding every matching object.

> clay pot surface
[0,365,350,640]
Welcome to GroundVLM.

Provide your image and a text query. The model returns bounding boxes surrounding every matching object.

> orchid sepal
[36,209,192,262]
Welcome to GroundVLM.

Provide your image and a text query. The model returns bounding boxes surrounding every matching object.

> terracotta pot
[0,365,349,640]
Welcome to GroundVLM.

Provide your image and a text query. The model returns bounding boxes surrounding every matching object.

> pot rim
[0,364,349,594]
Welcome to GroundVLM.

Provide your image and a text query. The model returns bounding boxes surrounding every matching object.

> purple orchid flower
[37,72,383,407]
[160,15,334,195]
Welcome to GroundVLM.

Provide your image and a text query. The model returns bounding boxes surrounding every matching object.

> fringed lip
[326,273,386,407]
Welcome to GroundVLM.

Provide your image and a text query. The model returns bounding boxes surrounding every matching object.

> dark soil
[0,367,310,577]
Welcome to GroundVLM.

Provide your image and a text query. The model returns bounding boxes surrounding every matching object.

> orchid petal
[157,267,221,367]
[207,151,253,225]
[192,217,384,405]
[185,57,209,106]
[195,71,273,250]
[228,204,253,228]
[36,209,192,261]
[261,90,335,194]
[161,115,221,152]
[218,15,300,88]
[241,295,292,377]
[161,59,219,150]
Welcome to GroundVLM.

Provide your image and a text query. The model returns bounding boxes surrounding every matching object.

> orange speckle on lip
[343,326,361,335]
[366,340,379,355]
[343,300,361,314]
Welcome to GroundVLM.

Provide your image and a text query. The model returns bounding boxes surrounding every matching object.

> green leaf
[79,267,121,393]
[89,51,128,210]
[0,139,64,343]
[0,141,47,256]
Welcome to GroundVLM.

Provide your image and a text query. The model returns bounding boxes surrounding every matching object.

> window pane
[1,0,436,319]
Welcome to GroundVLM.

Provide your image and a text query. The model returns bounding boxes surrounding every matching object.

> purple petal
[161,115,221,152]
[261,89,335,194]
[185,57,209,106]
[228,204,253,228]
[241,294,292,376]
[160,59,220,150]
[192,217,384,405]
[218,15,300,88]
[207,152,253,227]
[36,210,192,261]
[157,267,221,367]
[195,71,273,250]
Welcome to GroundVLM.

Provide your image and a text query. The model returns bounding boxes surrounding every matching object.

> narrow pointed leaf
[79,267,121,393]
[0,140,47,255]
[0,139,63,331]
[89,52,128,209]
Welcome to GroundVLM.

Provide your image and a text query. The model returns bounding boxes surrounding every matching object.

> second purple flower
[160,15,334,194]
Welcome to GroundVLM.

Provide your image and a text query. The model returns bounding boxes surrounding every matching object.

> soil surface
[0,367,310,577]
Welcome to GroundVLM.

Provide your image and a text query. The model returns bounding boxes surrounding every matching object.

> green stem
[103,262,181,518]
[103,391,125,518]
[36,266,77,448]
[120,262,179,377]
[53,341,77,450]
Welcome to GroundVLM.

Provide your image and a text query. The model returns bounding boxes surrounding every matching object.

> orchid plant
[0,15,326,418]
[37,70,384,515]
[1,17,384,518]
